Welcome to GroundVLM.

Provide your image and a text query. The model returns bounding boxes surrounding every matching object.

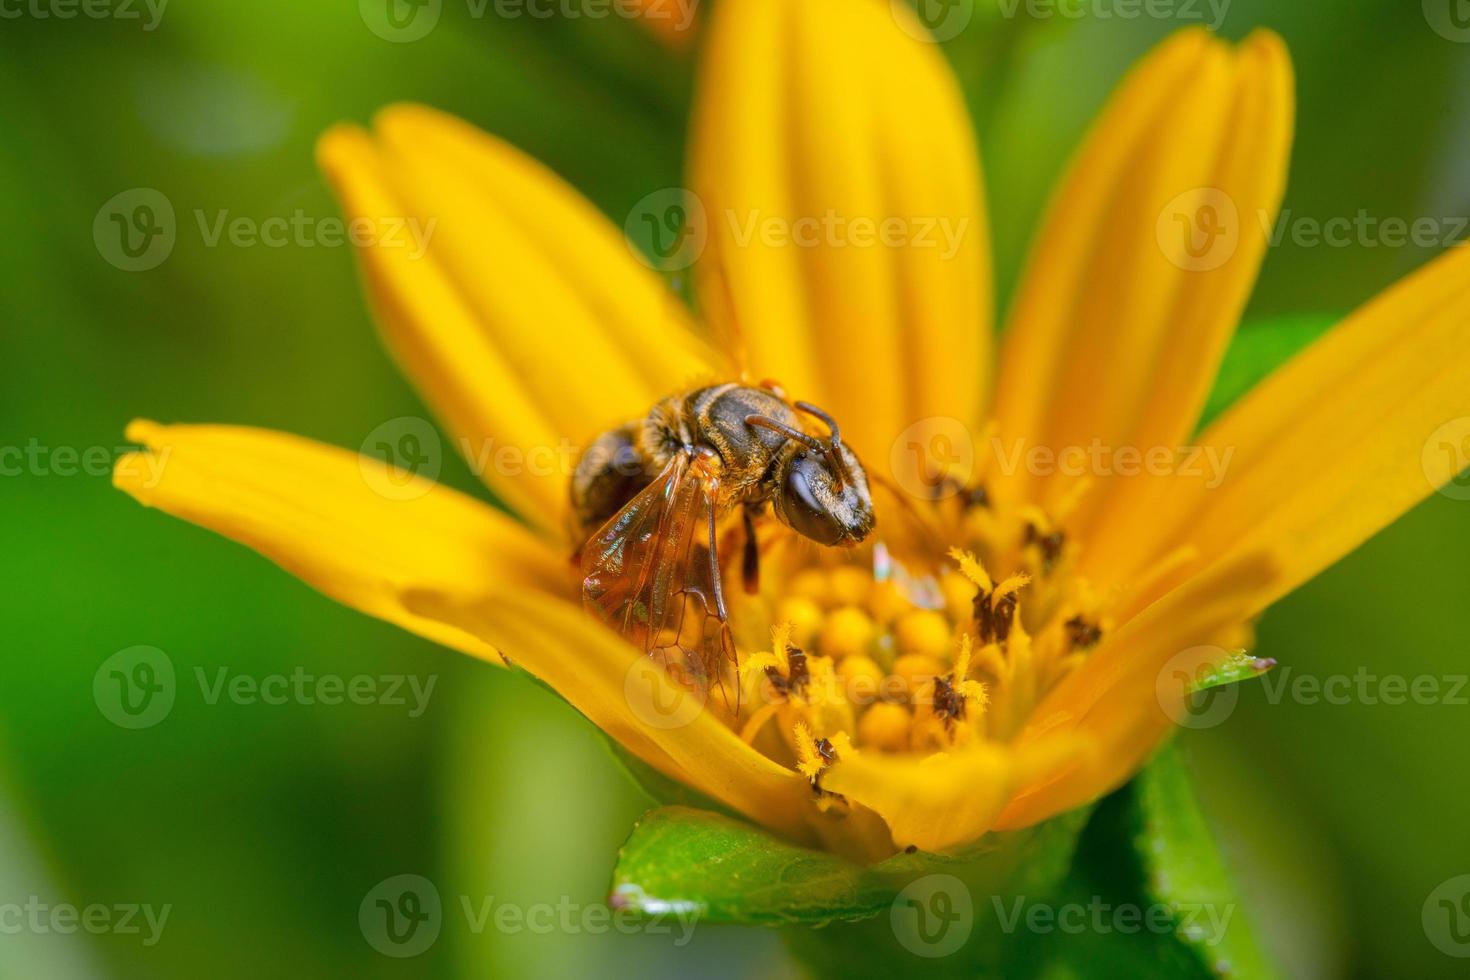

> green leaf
[612,804,1099,978]
[1198,315,1338,430]
[612,806,889,925]
[612,805,1092,928]
[1041,744,1280,980]
[1190,651,1277,695]
[1127,743,1277,979]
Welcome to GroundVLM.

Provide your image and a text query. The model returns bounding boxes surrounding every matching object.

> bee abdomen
[571,425,659,536]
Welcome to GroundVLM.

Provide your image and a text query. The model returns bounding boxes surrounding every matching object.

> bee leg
[707,482,740,714]
[741,505,760,595]
[707,489,729,623]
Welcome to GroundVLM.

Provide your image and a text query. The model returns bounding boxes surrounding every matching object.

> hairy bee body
[571,383,800,538]
[573,382,874,685]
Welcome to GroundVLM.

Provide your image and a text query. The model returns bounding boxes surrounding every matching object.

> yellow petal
[690,0,990,466]
[371,104,723,403]
[115,420,814,840]
[992,30,1292,525]
[822,739,1072,853]
[404,588,815,843]
[318,113,723,535]
[1106,240,1470,618]
[994,551,1277,830]
[113,421,569,663]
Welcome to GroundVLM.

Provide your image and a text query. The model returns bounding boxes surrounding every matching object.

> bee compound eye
[784,460,844,546]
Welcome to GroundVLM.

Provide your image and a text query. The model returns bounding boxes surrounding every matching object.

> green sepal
[611,805,895,926]
[611,804,1091,929]
[1045,743,1279,980]
[1191,650,1278,694]
[1127,743,1277,978]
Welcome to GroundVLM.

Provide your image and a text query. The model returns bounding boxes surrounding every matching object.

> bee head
[747,403,876,548]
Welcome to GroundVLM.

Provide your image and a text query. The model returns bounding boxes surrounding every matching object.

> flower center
[726,480,1113,781]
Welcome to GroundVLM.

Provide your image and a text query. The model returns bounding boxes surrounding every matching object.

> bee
[571,382,876,687]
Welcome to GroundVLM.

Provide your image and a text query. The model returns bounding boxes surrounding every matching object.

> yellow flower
[114,4,1470,862]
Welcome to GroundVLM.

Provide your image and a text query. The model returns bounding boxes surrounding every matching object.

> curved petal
[822,738,1077,854]
[116,422,813,840]
[404,589,815,843]
[1106,241,1470,617]
[690,0,991,467]
[992,29,1293,531]
[994,551,1277,830]
[822,566,1267,850]
[318,112,723,535]
[113,421,570,662]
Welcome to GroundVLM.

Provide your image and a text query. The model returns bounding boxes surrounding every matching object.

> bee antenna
[794,401,852,486]
[744,414,825,453]
[794,401,840,448]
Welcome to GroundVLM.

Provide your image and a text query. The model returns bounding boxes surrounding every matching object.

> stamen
[964,484,990,510]
[729,496,1112,766]
[932,635,987,729]
[948,546,993,592]
[1065,615,1102,650]
[793,722,852,795]
[793,721,825,784]
[767,645,810,697]
[1024,521,1066,573]
[931,675,966,725]
[974,582,1024,645]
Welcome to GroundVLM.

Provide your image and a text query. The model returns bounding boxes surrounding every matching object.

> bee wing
[580,451,736,697]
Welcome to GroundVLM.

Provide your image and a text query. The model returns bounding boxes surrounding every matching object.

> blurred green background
[1,1,1468,977]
